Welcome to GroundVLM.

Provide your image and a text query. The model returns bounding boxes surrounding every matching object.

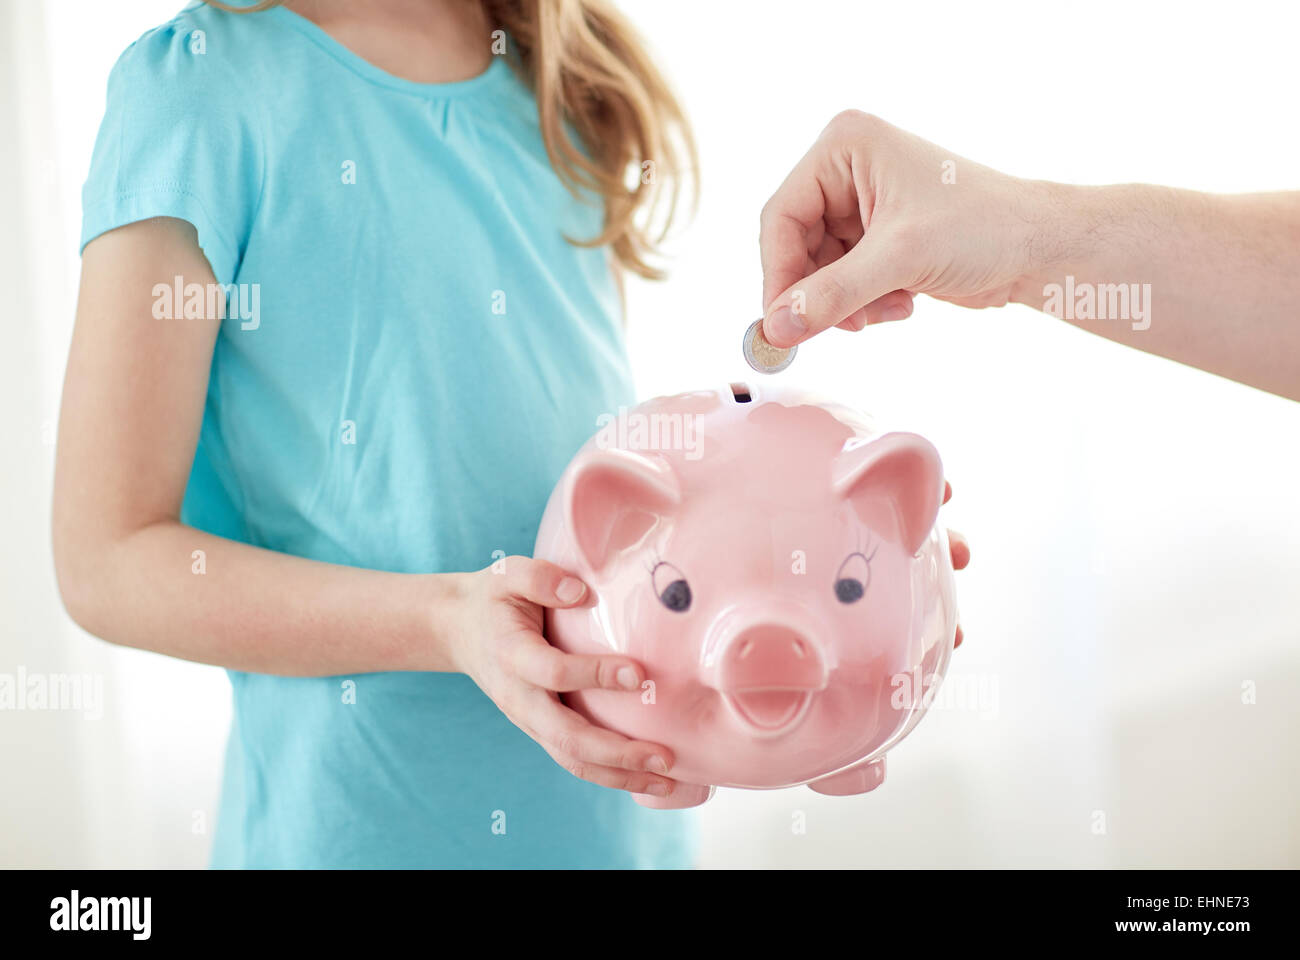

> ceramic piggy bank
[534,383,957,808]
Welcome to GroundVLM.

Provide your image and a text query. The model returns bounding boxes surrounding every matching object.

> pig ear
[831,432,944,556]
[567,449,681,575]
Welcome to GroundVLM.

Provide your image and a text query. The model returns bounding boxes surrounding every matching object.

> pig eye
[834,551,872,605]
[651,561,692,613]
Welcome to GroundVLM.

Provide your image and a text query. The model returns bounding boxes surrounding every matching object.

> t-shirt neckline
[265,5,515,99]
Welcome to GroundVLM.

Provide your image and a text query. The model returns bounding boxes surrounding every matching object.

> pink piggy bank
[534,382,957,808]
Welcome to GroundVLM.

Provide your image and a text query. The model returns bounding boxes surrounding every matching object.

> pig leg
[807,757,886,796]
[632,784,715,809]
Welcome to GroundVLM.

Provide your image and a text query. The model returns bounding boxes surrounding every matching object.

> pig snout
[713,623,828,737]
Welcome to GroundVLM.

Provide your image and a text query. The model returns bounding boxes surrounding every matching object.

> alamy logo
[50,890,151,940]
[595,407,703,460]
[152,275,260,330]
[890,668,1000,715]
[0,667,102,719]
[1042,275,1151,331]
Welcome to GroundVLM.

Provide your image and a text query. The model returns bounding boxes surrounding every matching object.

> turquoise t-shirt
[81,3,697,868]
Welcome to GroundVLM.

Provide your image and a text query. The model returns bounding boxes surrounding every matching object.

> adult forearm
[1015,182,1300,399]
[57,519,464,677]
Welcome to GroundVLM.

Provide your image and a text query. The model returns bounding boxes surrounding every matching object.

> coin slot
[730,382,752,403]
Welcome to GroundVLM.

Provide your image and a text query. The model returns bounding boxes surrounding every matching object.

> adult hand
[759,110,1051,347]
[757,111,1300,400]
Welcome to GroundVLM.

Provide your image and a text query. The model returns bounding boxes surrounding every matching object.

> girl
[54,0,698,867]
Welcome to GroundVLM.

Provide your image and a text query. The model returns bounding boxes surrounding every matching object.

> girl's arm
[54,218,443,676]
[53,218,682,796]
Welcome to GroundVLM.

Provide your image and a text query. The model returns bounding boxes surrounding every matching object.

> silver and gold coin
[742,318,797,374]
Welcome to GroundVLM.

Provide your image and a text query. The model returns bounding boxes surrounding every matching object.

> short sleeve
[80,18,265,285]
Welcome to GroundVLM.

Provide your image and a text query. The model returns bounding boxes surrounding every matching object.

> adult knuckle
[828,108,876,138]
[880,223,926,282]
[889,218,924,247]
[816,271,851,312]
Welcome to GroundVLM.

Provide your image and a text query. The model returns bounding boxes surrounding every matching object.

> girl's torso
[82,2,696,867]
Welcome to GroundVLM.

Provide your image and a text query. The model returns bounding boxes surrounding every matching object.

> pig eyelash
[650,559,692,613]
[834,548,875,605]
[854,528,879,556]
[837,550,875,575]
[852,528,879,560]
[649,559,683,582]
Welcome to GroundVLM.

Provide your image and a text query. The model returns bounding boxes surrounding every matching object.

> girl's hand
[944,481,971,649]
[759,110,1050,347]
[449,556,680,798]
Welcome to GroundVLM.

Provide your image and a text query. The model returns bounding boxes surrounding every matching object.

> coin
[742,318,797,374]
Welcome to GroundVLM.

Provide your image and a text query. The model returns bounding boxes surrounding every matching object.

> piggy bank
[534,382,957,808]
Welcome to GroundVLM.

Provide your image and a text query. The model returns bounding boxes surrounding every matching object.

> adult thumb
[763,241,905,348]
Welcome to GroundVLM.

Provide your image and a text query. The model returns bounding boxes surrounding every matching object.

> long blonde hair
[206,0,696,278]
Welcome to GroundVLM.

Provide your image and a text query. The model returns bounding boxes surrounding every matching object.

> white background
[2,0,1297,868]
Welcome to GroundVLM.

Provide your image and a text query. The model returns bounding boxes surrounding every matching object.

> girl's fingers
[547,755,678,796]
[507,705,676,796]
[948,529,970,570]
[512,638,644,692]
[526,692,675,777]
[498,555,589,608]
[946,512,967,648]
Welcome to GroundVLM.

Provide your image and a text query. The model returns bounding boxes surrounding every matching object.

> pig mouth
[724,688,814,734]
